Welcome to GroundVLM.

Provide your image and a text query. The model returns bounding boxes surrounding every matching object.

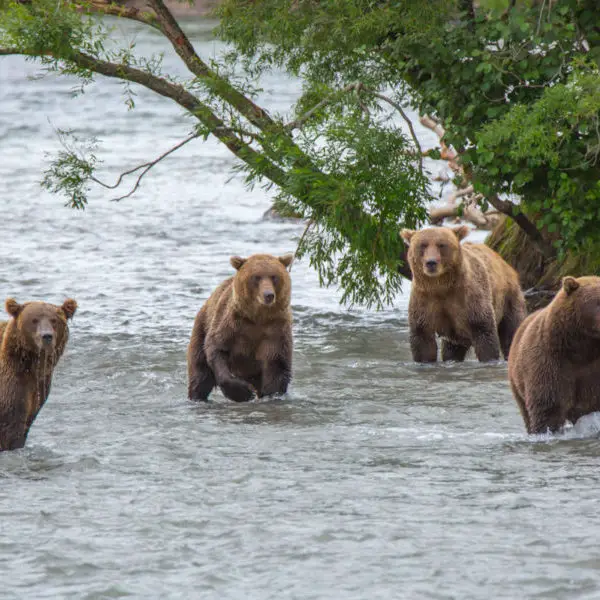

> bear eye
[271,275,279,286]
[419,243,427,252]
[251,275,261,285]
[32,318,39,325]
[51,318,58,325]
[438,243,447,250]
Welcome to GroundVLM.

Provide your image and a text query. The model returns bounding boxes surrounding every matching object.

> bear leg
[469,316,501,362]
[441,339,470,362]
[409,325,438,362]
[510,380,531,432]
[0,423,27,452]
[260,357,292,397]
[187,313,216,401]
[498,296,527,359]
[527,399,568,435]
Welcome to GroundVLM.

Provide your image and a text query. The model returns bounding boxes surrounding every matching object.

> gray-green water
[2,18,600,600]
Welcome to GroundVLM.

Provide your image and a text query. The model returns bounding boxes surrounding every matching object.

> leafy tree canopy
[1,0,600,306]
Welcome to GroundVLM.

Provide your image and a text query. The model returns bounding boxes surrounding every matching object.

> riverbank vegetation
[1,0,599,307]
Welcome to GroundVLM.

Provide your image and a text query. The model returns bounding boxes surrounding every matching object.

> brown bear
[188,253,293,402]
[0,298,77,451]
[400,225,526,362]
[508,276,600,434]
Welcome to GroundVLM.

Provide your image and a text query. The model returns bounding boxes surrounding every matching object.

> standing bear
[188,253,294,402]
[400,226,526,362]
[509,276,600,434]
[0,297,78,451]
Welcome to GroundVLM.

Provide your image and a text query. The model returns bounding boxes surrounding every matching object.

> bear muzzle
[262,291,275,305]
[424,259,441,276]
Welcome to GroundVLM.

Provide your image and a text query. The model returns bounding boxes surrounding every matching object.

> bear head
[400,226,469,278]
[5,298,78,354]
[230,253,293,316]
[558,276,600,338]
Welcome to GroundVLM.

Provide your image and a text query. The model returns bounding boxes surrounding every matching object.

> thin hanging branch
[90,133,200,201]
[369,90,423,172]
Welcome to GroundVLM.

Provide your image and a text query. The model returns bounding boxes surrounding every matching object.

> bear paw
[219,378,255,402]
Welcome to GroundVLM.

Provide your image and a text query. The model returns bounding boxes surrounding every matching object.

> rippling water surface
[2,18,600,600]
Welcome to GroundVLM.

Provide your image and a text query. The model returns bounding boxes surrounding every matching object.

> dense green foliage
[0,0,430,307]
[218,0,600,260]
[2,0,600,306]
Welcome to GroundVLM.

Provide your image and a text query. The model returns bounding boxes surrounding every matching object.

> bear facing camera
[187,253,294,402]
[400,225,526,363]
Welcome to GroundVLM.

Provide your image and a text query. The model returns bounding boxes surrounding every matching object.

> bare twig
[89,133,199,201]
[285,83,357,131]
[290,218,314,271]
[370,91,423,172]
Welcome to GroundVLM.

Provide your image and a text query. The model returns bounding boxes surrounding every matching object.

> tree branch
[147,0,281,134]
[486,193,555,258]
[369,91,423,173]
[89,132,199,201]
[74,1,160,30]
[0,46,289,188]
[285,83,357,131]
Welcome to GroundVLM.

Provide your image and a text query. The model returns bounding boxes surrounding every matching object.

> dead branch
[88,132,199,201]
[370,91,423,172]
[290,218,314,271]
[429,202,501,230]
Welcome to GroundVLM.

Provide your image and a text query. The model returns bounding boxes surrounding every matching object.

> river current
[2,17,600,600]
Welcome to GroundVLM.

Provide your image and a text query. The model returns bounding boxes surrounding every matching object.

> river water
[2,17,600,600]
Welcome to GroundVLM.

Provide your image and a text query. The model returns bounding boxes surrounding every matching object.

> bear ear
[230,256,246,271]
[400,229,416,246]
[453,225,470,241]
[562,276,580,295]
[5,298,23,318]
[278,253,294,270]
[61,298,78,320]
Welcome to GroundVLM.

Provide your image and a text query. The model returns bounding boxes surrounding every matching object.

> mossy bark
[486,217,600,313]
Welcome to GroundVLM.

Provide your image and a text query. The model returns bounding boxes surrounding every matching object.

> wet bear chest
[424,298,469,339]
[229,322,280,364]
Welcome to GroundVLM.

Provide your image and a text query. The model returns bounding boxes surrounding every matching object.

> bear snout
[262,290,276,305]
[41,332,54,345]
[424,259,440,274]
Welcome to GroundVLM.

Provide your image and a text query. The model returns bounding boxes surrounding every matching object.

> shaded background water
[2,18,600,600]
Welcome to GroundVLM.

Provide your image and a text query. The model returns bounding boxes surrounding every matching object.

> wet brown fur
[401,226,526,362]
[0,298,77,451]
[508,276,600,434]
[187,253,293,402]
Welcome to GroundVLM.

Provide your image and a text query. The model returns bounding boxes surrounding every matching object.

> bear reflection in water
[509,275,600,434]
[400,225,526,363]
[187,253,294,402]
[0,298,77,451]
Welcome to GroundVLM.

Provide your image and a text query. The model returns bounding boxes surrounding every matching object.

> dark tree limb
[147,0,281,134]
[486,193,555,259]
[75,1,160,29]
[0,46,289,188]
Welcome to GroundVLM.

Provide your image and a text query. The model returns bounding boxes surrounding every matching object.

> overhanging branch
[486,193,555,259]
[0,45,289,188]
[90,132,200,201]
